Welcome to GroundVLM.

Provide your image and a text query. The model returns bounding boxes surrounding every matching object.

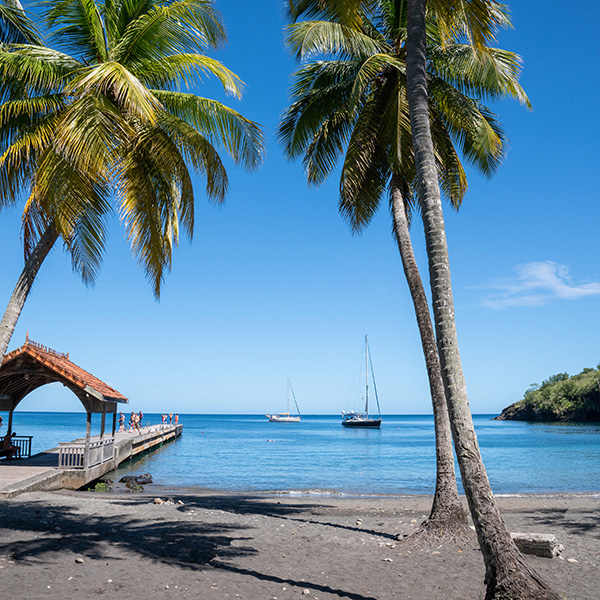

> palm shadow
[0,493,383,600]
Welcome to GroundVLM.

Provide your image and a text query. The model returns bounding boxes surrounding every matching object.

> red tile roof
[2,338,127,403]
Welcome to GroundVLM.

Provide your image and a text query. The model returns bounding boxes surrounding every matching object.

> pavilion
[0,335,128,467]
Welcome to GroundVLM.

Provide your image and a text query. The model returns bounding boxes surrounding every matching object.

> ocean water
[4,412,600,495]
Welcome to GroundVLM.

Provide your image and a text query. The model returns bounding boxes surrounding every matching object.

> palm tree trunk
[391,176,468,533]
[0,224,59,362]
[405,1,559,598]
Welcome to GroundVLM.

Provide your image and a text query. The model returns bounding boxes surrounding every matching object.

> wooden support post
[100,411,106,441]
[84,412,91,470]
[7,409,13,434]
[111,412,116,437]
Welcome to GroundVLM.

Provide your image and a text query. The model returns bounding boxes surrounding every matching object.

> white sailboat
[266,379,301,422]
[342,335,382,428]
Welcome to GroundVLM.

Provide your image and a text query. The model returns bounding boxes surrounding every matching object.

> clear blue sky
[1,0,599,415]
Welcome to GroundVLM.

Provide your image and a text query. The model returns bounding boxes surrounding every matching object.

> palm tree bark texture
[0,224,58,362]
[405,0,559,598]
[390,175,468,534]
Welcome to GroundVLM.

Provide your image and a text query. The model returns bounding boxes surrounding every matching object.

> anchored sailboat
[266,378,301,422]
[342,336,382,428]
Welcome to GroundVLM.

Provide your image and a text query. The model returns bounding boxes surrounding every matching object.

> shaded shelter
[0,335,128,464]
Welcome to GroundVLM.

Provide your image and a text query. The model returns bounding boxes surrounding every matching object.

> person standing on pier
[169,413,173,425]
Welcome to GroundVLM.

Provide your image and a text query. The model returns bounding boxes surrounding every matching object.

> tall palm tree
[404,0,559,597]
[0,0,264,360]
[281,2,527,536]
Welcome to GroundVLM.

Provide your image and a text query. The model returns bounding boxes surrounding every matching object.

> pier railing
[59,437,115,469]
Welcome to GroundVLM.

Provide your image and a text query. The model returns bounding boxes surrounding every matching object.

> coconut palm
[403,0,558,597]
[0,0,264,360]
[281,2,528,535]
[286,2,560,597]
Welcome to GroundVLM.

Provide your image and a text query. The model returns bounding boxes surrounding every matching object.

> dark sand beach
[0,490,598,599]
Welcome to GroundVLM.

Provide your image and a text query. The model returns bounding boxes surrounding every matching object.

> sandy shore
[0,489,598,599]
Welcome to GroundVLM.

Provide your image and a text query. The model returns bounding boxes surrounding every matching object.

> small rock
[383,558,393,562]
[302,590,310,596]
[154,498,164,505]
[177,500,184,505]
[432,551,440,555]
[107,579,113,583]
[567,558,578,563]
[356,519,362,526]
[75,558,84,564]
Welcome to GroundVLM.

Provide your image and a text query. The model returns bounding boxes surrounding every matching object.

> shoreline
[1,489,597,599]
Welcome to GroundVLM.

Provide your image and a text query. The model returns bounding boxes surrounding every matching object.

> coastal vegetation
[497,368,600,422]
[0,0,263,362]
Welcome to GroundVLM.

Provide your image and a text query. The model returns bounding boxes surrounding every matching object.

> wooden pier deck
[0,424,182,498]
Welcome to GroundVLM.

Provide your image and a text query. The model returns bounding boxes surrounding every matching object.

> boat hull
[342,418,381,428]
[266,415,301,423]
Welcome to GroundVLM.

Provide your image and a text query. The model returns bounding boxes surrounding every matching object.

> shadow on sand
[0,492,384,600]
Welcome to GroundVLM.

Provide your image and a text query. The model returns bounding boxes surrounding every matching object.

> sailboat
[342,336,382,428]
[266,378,301,422]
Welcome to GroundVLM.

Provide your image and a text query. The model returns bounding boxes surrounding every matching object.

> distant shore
[0,490,597,599]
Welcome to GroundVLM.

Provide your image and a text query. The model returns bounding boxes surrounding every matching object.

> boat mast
[287,378,290,415]
[364,335,369,416]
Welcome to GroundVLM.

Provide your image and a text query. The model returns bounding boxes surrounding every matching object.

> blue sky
[1,0,599,416]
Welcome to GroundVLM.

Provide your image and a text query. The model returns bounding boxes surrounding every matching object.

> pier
[0,337,182,497]
[0,424,182,498]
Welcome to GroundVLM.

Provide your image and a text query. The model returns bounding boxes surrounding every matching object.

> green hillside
[496,367,600,422]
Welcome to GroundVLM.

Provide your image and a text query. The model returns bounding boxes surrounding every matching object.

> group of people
[115,411,179,435]
[161,413,179,426]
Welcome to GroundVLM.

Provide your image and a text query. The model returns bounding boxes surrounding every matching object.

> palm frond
[0,0,42,44]
[429,43,530,107]
[153,90,264,171]
[111,0,226,66]
[135,54,243,98]
[67,61,163,124]
[45,0,108,62]
[285,20,387,61]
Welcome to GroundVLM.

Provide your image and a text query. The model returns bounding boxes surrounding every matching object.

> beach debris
[567,558,578,563]
[382,558,393,562]
[75,558,84,564]
[356,519,362,526]
[302,589,310,595]
[154,497,164,504]
[510,532,563,559]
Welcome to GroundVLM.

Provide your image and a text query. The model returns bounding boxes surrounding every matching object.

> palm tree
[281,2,527,536]
[0,0,264,360]
[404,0,559,597]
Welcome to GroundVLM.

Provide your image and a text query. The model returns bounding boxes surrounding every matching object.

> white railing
[59,437,115,470]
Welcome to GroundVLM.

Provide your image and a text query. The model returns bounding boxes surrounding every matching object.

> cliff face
[495,368,600,422]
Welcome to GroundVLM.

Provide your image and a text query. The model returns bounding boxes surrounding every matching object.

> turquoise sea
[4,412,600,495]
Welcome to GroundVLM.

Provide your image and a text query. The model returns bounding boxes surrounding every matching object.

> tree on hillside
[0,0,264,361]
[282,1,528,537]
[404,0,559,596]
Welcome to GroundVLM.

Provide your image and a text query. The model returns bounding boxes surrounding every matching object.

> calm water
[4,412,600,495]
